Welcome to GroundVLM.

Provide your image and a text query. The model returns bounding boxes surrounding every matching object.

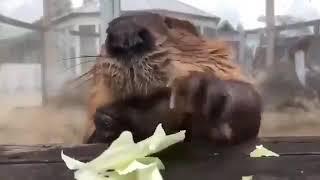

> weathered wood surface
[1,137,320,180]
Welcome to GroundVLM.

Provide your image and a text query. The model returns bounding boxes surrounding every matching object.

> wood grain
[1,137,320,180]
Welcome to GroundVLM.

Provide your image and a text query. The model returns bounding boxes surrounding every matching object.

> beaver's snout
[106,21,155,59]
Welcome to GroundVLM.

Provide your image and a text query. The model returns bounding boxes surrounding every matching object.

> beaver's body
[88,76,261,145]
[82,12,262,145]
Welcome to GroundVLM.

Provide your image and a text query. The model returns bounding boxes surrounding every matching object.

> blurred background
[0,0,319,144]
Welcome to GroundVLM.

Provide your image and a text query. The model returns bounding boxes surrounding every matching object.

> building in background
[0,0,221,101]
[120,0,220,37]
[47,0,72,20]
[47,0,221,77]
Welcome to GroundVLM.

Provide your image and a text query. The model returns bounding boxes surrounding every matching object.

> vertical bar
[75,25,81,75]
[238,25,246,67]
[99,0,121,44]
[41,0,50,105]
[200,26,204,35]
[314,23,319,35]
[294,50,306,87]
[113,0,121,18]
[266,0,275,67]
[95,24,100,54]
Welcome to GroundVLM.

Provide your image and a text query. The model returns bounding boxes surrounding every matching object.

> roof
[51,0,219,25]
[120,0,217,19]
[69,0,217,19]
[0,23,33,40]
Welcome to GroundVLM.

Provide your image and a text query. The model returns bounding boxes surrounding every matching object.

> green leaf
[242,175,253,180]
[250,145,280,158]
[61,124,185,180]
[136,164,163,180]
[116,157,164,175]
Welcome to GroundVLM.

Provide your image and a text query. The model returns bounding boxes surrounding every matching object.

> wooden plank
[0,163,73,180]
[0,14,43,31]
[69,30,100,37]
[245,19,320,35]
[2,137,320,179]
[3,137,320,163]
[40,0,49,105]
[277,20,320,31]
[265,0,275,67]
[1,155,320,180]
[162,156,320,178]
[0,144,107,164]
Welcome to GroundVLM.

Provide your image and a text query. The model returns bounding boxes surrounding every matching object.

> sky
[180,0,320,29]
[0,0,320,29]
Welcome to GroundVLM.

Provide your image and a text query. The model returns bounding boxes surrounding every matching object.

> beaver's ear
[163,16,200,36]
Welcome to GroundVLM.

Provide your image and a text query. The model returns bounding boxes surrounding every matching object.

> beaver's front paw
[169,71,228,124]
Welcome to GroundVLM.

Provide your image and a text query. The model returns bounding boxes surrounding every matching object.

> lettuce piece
[116,157,165,175]
[61,124,185,180]
[250,145,280,158]
[61,150,85,170]
[136,163,164,180]
[242,176,253,180]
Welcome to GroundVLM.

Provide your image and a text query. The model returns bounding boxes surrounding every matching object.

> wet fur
[88,73,261,145]
[83,12,261,145]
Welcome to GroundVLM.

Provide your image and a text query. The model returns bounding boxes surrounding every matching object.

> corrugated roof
[53,0,218,24]
[72,0,217,19]
[121,0,217,18]
[0,23,32,40]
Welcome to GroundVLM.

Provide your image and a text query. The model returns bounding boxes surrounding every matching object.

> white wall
[54,16,100,29]
[0,63,42,108]
[54,16,100,76]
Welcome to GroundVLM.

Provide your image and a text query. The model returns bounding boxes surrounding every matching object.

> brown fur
[80,12,257,143]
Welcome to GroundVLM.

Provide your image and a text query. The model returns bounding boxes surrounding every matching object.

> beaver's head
[104,11,199,65]
[94,12,201,98]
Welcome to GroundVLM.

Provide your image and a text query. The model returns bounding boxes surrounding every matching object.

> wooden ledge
[1,137,320,180]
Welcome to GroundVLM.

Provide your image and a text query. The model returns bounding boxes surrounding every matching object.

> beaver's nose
[106,26,154,57]
[107,29,147,54]
[108,31,144,51]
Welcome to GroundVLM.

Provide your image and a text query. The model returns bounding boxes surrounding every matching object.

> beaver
[82,12,262,145]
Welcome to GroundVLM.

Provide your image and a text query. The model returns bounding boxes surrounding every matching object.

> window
[195,25,201,35]
[79,25,97,73]
[69,47,76,74]
[203,27,217,38]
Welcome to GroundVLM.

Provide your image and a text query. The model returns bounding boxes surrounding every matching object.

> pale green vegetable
[249,145,280,158]
[61,124,186,180]
[242,175,253,180]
